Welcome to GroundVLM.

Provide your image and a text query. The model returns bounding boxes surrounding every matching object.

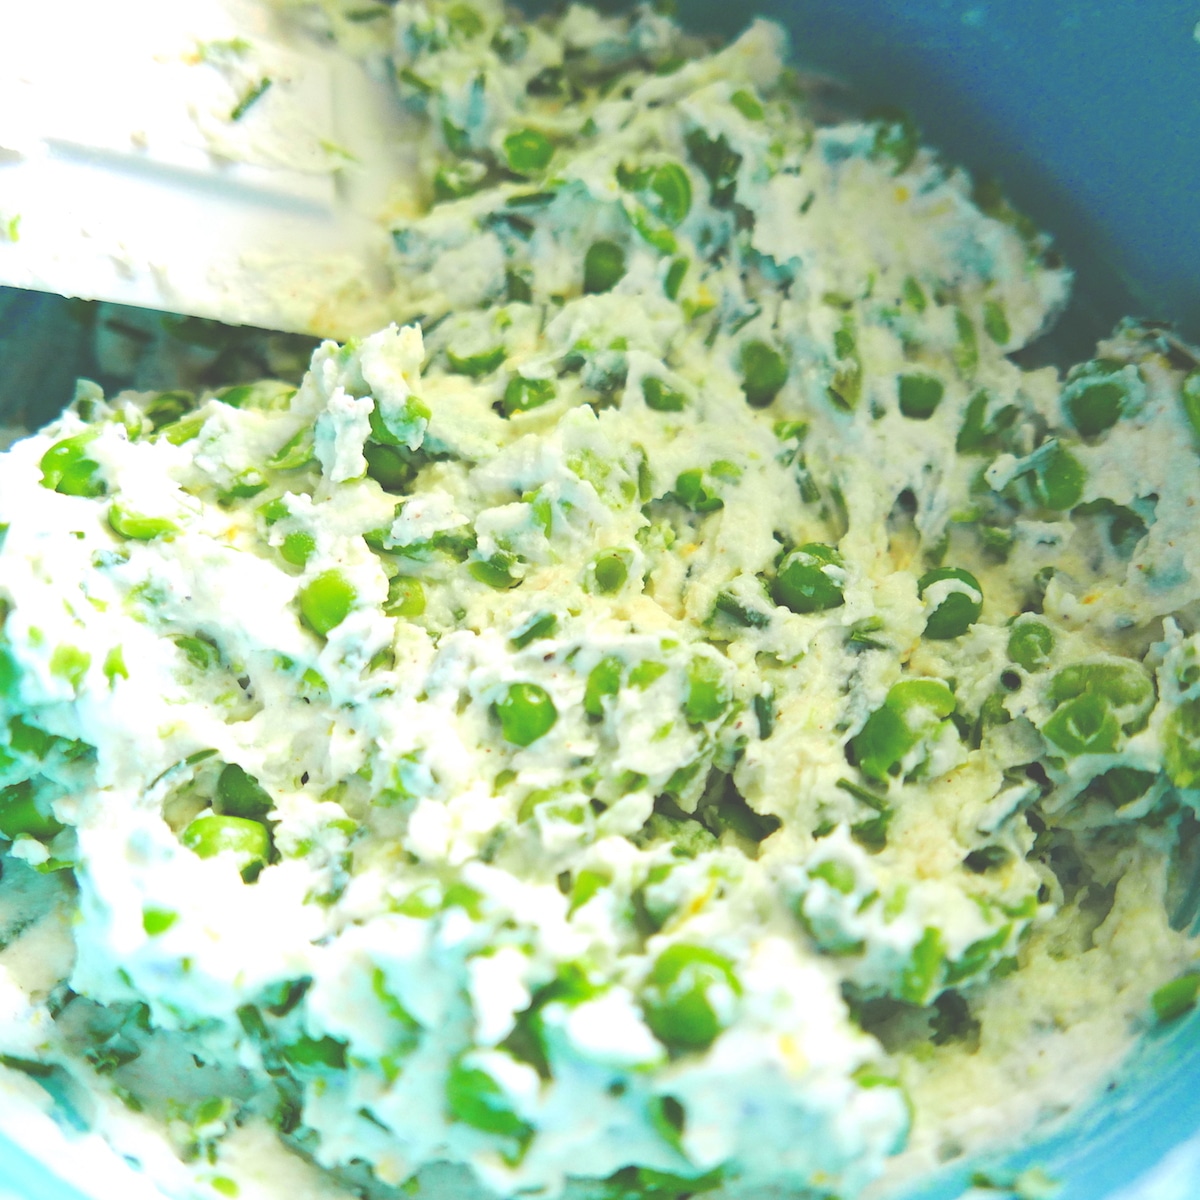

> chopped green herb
[230,77,273,122]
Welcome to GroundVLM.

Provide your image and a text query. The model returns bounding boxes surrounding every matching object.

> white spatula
[0,0,412,339]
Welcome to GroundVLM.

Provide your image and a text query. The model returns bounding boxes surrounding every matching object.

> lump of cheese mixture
[3,3,1200,1199]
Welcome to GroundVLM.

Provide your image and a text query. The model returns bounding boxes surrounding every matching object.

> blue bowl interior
[662,0,1200,354]
[3,1,1200,1197]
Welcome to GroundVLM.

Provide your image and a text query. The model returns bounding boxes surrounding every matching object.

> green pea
[434,162,488,202]
[1067,383,1121,440]
[983,299,1011,345]
[616,1168,726,1199]
[281,531,315,567]
[684,656,730,725]
[751,691,776,742]
[364,443,417,492]
[220,470,269,503]
[827,318,862,412]
[1042,692,1120,756]
[298,570,356,637]
[629,660,668,689]
[957,389,1018,456]
[258,497,289,526]
[899,927,947,1006]
[634,447,652,502]
[953,309,978,376]
[502,376,556,416]
[583,241,627,294]
[47,647,89,698]
[175,635,220,670]
[647,163,693,228]
[588,549,631,595]
[1064,360,1128,439]
[1007,619,1054,672]
[440,118,471,156]
[503,128,554,175]
[181,813,270,873]
[368,396,431,447]
[142,908,178,937]
[446,1058,533,1140]
[1176,647,1200,692]
[1181,370,1200,442]
[642,377,687,412]
[569,868,609,915]
[398,66,434,94]
[1048,661,1154,731]
[8,717,57,759]
[673,469,723,513]
[847,616,887,651]
[617,163,654,193]
[832,322,858,366]
[809,859,857,895]
[714,591,771,629]
[730,89,765,121]
[447,3,485,38]
[1027,441,1085,511]
[219,381,295,412]
[739,340,788,408]
[918,567,983,639]
[442,882,486,919]
[216,764,273,821]
[898,373,945,420]
[108,503,178,540]
[585,657,622,717]
[159,415,206,446]
[143,390,195,429]
[526,490,553,537]
[40,432,106,498]
[1049,662,1142,710]
[1164,698,1200,790]
[642,943,741,1052]
[628,210,673,256]
[282,1035,348,1071]
[1074,499,1147,557]
[850,678,955,783]
[0,641,17,695]
[0,780,65,841]
[944,925,1010,983]
[384,575,426,618]
[509,611,557,650]
[469,551,522,589]
[447,346,506,377]
[773,420,809,443]
[1152,973,1200,1023]
[773,543,845,614]
[685,128,741,208]
[890,678,955,718]
[492,22,528,62]
[430,528,477,561]
[664,256,688,300]
[494,683,558,746]
[1084,766,1156,808]
[506,269,534,304]
[902,275,927,312]
[873,111,919,174]
[103,646,128,685]
[269,426,316,470]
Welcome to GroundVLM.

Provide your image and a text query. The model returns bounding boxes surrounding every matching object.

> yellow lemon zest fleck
[778,1033,808,1075]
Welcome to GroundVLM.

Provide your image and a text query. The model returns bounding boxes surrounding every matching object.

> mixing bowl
[1,1,1198,1198]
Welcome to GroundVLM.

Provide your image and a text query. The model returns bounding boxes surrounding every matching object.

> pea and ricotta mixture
[3,4,1200,1200]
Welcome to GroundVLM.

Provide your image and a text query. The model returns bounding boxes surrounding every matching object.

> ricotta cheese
[1,4,1200,1200]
